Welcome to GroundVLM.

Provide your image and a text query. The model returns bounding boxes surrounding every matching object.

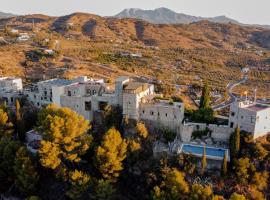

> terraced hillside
[0,13,270,97]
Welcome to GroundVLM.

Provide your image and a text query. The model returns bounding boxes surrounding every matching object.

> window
[241,116,244,119]
[150,111,154,115]
[165,113,168,117]
[142,110,145,114]
[44,91,47,96]
[231,112,235,117]
[10,97,13,103]
[93,90,97,95]
[68,91,71,96]
[41,97,43,100]
[230,122,234,128]
[85,101,91,111]
[87,89,91,95]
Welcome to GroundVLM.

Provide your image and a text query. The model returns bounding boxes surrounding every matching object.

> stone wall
[181,122,233,142]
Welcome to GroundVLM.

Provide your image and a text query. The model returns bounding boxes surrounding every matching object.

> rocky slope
[0,12,270,97]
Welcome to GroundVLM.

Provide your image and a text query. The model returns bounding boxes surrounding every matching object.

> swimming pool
[180,144,229,160]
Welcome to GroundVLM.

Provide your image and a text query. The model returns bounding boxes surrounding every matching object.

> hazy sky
[1,0,270,25]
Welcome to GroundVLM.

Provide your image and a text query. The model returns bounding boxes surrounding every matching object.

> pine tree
[95,127,127,181]
[38,104,92,170]
[201,146,207,175]
[0,108,13,139]
[221,153,227,177]
[15,100,25,141]
[199,81,210,109]
[66,170,90,200]
[14,147,39,194]
[0,138,21,188]
[190,184,213,200]
[152,168,189,200]
[231,127,240,159]
[230,193,246,200]
[92,179,115,200]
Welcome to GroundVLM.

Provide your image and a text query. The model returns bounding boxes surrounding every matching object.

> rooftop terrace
[245,104,270,112]
[38,78,73,86]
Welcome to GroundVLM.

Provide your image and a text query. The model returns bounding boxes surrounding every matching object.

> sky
[1,0,270,25]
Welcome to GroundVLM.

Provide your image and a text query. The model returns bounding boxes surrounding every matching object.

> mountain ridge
[0,11,15,19]
[114,7,270,29]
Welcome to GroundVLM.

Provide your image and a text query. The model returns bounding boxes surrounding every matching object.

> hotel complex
[0,76,270,166]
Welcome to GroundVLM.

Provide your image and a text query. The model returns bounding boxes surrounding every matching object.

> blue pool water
[182,144,226,158]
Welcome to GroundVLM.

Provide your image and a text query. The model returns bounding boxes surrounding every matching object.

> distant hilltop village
[0,75,270,168]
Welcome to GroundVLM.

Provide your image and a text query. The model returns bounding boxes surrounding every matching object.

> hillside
[0,12,270,97]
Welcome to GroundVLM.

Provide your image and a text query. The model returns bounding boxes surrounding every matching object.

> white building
[17,33,30,42]
[24,76,88,108]
[60,78,115,121]
[38,75,185,134]
[229,101,270,139]
[0,77,23,105]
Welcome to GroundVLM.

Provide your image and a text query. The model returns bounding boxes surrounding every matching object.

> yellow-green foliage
[95,127,127,181]
[0,108,13,138]
[190,184,213,200]
[136,122,148,139]
[230,193,246,200]
[152,168,189,200]
[38,104,92,169]
[66,170,90,200]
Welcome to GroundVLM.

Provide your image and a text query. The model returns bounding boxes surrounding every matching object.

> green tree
[92,179,115,200]
[248,187,266,200]
[25,196,40,200]
[0,138,21,187]
[190,183,213,200]
[14,146,39,194]
[152,168,189,200]
[201,146,207,175]
[152,186,166,200]
[254,143,268,162]
[15,99,26,141]
[234,157,255,185]
[200,81,210,109]
[231,127,240,159]
[213,195,225,200]
[221,153,228,177]
[95,127,127,181]
[178,153,196,175]
[251,171,269,191]
[66,170,90,200]
[191,108,215,124]
[0,108,13,138]
[38,104,92,170]
[230,193,246,200]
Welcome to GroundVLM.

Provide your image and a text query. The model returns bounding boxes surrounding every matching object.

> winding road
[212,74,248,111]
